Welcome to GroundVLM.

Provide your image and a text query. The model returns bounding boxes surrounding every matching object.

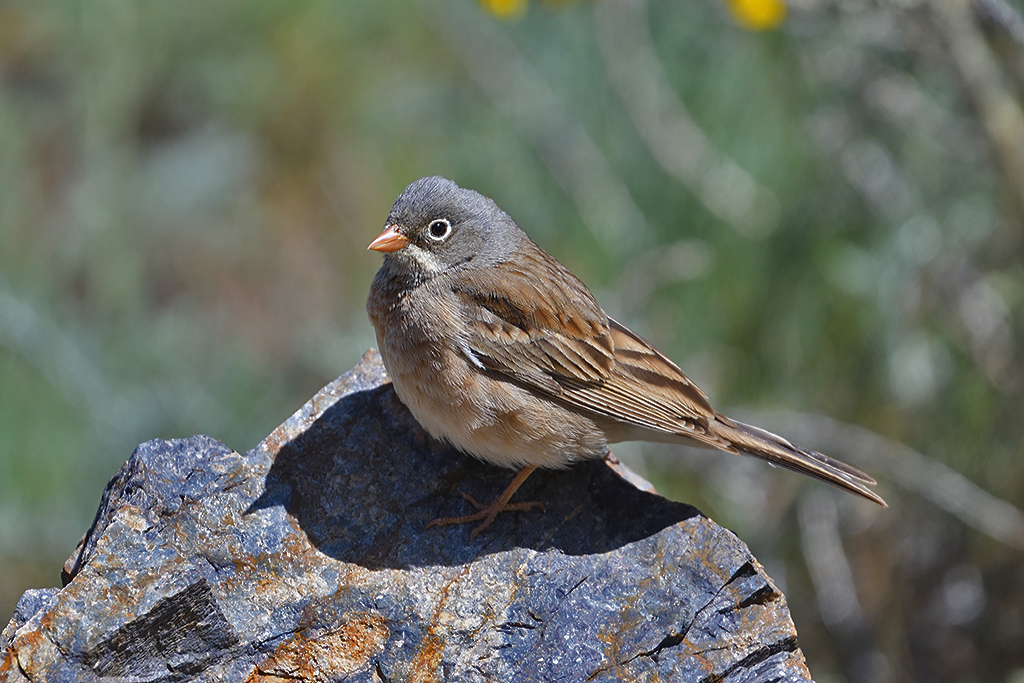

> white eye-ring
[427,218,452,241]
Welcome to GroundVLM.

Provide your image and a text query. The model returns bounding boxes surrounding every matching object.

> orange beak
[367,225,411,253]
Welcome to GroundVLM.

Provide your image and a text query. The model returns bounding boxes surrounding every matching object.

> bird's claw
[426,492,544,539]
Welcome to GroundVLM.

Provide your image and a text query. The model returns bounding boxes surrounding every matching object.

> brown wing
[449,243,616,394]
[451,245,885,506]
[556,320,733,449]
[449,242,726,450]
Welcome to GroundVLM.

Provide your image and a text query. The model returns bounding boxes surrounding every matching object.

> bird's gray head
[367,176,524,276]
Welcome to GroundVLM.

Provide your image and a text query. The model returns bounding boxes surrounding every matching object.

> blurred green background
[2,0,1024,680]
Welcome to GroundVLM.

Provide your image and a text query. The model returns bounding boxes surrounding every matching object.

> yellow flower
[479,0,528,18]
[725,0,787,30]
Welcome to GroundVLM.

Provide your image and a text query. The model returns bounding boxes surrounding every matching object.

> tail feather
[713,416,887,507]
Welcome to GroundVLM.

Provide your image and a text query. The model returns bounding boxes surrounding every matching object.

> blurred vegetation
[1,0,1023,680]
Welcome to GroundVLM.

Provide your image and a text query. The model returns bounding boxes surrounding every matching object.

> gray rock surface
[2,350,814,682]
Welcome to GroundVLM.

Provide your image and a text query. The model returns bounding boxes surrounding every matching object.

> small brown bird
[367,176,885,538]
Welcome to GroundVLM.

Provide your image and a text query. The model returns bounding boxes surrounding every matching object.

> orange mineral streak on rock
[246,612,389,682]
[262,425,290,459]
[7,628,46,679]
[409,564,473,683]
[0,652,15,678]
[601,548,669,677]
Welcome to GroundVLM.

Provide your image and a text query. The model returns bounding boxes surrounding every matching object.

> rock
[2,350,813,682]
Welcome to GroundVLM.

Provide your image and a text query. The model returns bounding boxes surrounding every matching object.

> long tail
[711,415,887,507]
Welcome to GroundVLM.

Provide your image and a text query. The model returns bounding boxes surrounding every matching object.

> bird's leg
[426,465,544,539]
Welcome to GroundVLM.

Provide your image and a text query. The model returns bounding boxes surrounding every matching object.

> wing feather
[449,245,720,446]
[445,242,885,506]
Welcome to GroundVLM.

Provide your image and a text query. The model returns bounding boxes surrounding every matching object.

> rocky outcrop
[1,350,813,682]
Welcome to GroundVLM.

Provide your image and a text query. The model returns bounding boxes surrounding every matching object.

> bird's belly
[375,325,607,470]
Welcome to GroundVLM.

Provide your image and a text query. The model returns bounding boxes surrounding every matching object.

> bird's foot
[426,492,544,540]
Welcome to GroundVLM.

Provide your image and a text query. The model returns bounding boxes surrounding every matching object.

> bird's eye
[427,219,452,241]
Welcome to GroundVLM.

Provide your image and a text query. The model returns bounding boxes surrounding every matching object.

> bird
[366,176,886,538]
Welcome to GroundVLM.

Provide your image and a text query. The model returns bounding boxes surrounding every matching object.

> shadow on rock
[248,383,700,570]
